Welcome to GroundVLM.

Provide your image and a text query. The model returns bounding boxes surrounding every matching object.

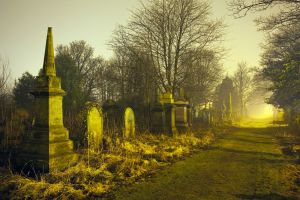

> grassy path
[112,124,297,200]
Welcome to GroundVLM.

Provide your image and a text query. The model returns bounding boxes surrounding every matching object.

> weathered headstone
[150,102,166,133]
[174,100,189,132]
[102,100,122,136]
[166,106,177,135]
[151,92,177,134]
[86,103,103,152]
[161,92,177,135]
[16,27,77,173]
[123,107,135,138]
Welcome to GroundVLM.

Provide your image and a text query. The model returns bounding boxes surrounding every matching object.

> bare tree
[0,56,10,95]
[183,49,223,105]
[111,0,224,94]
[233,62,253,116]
[56,41,105,103]
[0,56,11,122]
[228,0,300,32]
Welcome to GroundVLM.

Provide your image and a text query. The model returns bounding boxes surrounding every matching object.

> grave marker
[16,27,77,173]
[123,107,135,138]
[86,103,103,152]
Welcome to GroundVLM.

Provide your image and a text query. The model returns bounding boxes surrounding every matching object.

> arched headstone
[123,107,135,138]
[86,103,103,152]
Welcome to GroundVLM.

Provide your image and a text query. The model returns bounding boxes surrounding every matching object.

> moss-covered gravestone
[85,103,103,152]
[17,27,77,173]
[123,107,135,138]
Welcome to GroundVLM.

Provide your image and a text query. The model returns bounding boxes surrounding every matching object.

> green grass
[112,122,300,200]
[2,121,299,199]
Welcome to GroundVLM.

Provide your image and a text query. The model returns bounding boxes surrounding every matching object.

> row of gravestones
[84,93,191,153]
[0,28,192,174]
[83,102,136,153]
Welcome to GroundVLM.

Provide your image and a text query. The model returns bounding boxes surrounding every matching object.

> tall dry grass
[0,129,218,199]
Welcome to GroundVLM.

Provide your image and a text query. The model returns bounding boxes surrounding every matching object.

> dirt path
[112,124,297,200]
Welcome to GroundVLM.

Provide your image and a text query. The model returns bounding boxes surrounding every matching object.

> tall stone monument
[17,27,77,173]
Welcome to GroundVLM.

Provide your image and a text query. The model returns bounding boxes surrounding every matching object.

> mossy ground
[0,128,218,199]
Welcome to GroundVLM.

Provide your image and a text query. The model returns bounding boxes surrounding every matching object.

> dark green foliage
[55,52,84,114]
[12,72,35,114]
[263,52,300,130]
[265,52,300,109]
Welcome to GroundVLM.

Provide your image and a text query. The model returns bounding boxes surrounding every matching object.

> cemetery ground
[112,120,300,200]
[0,126,217,199]
[1,120,300,199]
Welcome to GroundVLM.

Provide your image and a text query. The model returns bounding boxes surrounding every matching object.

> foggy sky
[0,0,263,81]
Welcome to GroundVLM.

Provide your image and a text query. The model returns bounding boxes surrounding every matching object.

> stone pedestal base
[16,127,77,173]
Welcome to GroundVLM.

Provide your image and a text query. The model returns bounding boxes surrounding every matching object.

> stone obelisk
[18,27,77,173]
